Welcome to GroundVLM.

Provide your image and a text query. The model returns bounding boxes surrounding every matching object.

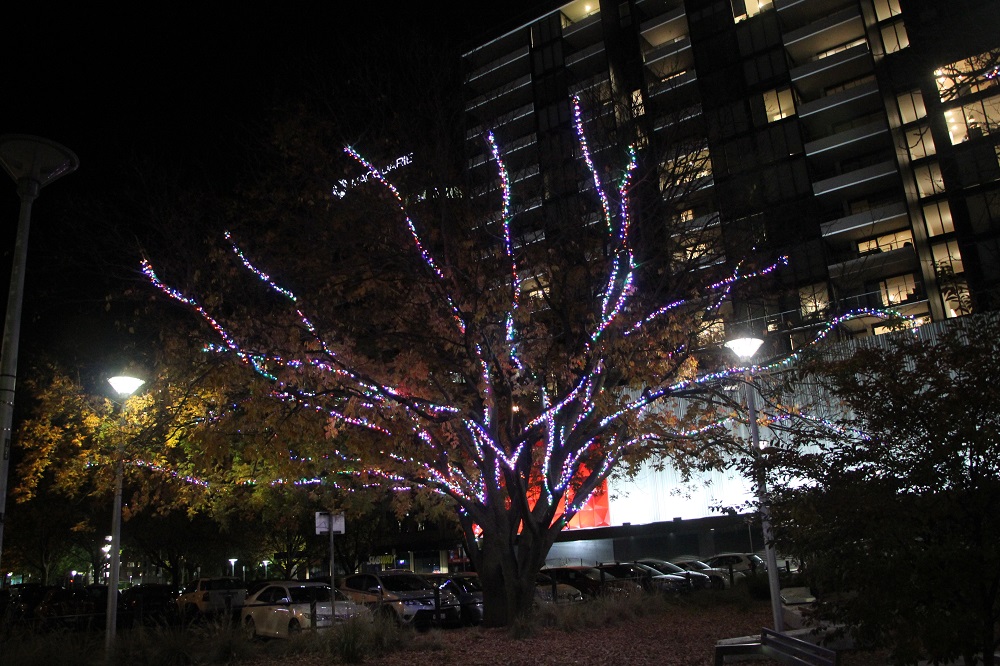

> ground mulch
[250,596,884,666]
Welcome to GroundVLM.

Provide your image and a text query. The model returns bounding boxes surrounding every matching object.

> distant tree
[768,316,1000,666]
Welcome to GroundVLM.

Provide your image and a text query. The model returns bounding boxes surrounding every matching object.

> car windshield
[382,575,431,592]
[205,578,243,591]
[685,561,711,570]
[644,561,684,574]
[288,586,332,603]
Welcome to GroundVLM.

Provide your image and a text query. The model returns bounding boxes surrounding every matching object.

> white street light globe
[108,375,144,397]
[724,337,764,360]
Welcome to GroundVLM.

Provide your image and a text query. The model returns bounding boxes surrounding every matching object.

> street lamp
[725,336,784,633]
[105,374,144,654]
[262,559,270,579]
[229,558,238,577]
[0,135,79,570]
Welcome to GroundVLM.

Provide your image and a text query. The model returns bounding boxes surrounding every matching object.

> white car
[340,571,461,627]
[242,581,368,638]
[705,552,768,575]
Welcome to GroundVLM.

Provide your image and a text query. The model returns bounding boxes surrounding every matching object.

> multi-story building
[459,0,1000,562]
[462,0,1000,345]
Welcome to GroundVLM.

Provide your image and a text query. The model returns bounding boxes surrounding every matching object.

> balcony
[464,46,530,94]
[797,80,882,138]
[640,5,687,48]
[790,43,873,102]
[820,201,910,242]
[828,244,919,282]
[811,159,900,200]
[563,10,603,48]
[647,70,698,104]
[774,0,856,31]
[465,103,535,143]
[783,7,865,64]
[565,41,607,77]
[643,36,693,79]
[804,118,891,171]
[464,74,534,116]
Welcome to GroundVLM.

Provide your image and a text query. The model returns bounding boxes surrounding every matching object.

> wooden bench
[715,628,839,666]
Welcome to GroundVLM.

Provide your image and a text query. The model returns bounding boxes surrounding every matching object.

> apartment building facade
[459,0,1000,559]
[462,0,1000,347]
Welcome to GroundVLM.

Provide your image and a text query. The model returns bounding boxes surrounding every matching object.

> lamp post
[262,559,270,579]
[229,558,237,577]
[0,135,79,571]
[105,374,144,654]
[725,337,784,633]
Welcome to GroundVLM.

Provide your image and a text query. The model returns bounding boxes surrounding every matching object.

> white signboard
[315,512,345,535]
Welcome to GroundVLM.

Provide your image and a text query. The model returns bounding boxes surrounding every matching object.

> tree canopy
[769,315,1000,666]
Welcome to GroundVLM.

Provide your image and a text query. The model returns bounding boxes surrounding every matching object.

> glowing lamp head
[725,337,764,360]
[108,375,144,397]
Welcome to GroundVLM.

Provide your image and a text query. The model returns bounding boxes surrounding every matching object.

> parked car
[596,562,691,593]
[425,572,484,625]
[669,556,745,589]
[534,573,585,605]
[705,552,768,576]
[542,566,643,599]
[34,586,106,630]
[637,558,712,590]
[340,570,461,628]
[176,577,246,619]
[242,581,368,638]
[121,583,178,626]
[3,583,54,625]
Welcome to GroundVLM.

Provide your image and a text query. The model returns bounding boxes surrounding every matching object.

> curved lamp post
[725,337,785,632]
[105,374,144,654]
[0,135,79,571]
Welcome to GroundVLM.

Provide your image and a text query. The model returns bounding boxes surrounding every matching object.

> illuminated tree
[143,98,803,625]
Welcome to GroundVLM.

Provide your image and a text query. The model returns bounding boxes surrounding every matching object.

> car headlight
[402,599,427,607]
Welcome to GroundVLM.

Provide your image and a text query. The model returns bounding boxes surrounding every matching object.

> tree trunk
[464,511,559,627]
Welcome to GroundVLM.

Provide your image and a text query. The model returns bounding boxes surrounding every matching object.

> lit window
[944,94,1000,144]
[661,146,712,191]
[935,49,1000,102]
[698,319,726,347]
[922,200,955,236]
[631,89,645,118]
[932,240,964,274]
[881,20,909,54]
[732,0,773,23]
[914,162,946,197]
[897,90,926,124]
[858,229,913,254]
[880,274,917,306]
[762,87,795,122]
[905,126,936,160]
[873,0,902,22]
[799,284,829,318]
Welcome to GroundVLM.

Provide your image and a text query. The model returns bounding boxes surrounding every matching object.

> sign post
[316,512,345,583]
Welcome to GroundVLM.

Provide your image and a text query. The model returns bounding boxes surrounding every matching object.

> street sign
[315,512,345,535]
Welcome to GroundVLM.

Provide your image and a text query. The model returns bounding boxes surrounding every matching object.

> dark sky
[0,1,549,381]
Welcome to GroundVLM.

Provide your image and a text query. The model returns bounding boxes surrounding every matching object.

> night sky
[0,2,549,381]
